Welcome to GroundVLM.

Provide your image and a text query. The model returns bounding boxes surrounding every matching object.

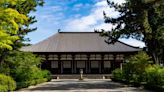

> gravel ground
[15,79,153,92]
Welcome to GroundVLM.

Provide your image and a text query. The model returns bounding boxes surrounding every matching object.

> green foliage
[0,0,44,67]
[112,69,123,81]
[112,52,164,90]
[123,52,152,83]
[0,0,44,50]
[9,0,44,49]
[42,70,51,81]
[0,74,16,91]
[1,51,51,89]
[103,0,164,64]
[0,0,47,90]
[145,65,164,87]
[0,3,27,50]
[6,51,41,69]
[0,85,8,92]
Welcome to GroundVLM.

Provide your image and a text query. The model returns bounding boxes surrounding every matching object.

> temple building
[21,32,141,74]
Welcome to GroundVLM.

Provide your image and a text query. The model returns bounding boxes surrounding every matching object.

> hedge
[0,74,16,92]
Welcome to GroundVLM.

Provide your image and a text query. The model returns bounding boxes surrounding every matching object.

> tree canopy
[0,0,28,50]
[0,0,44,65]
[103,0,164,64]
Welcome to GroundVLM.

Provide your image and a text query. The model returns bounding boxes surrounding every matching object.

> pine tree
[103,0,164,64]
[0,0,44,65]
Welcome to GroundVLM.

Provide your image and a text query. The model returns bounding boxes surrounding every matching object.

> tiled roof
[21,32,141,52]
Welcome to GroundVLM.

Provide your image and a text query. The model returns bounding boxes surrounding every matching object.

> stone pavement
[15,79,153,92]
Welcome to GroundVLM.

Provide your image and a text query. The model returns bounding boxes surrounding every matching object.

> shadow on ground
[28,80,125,91]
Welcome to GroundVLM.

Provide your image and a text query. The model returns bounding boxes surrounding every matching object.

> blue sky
[26,0,145,47]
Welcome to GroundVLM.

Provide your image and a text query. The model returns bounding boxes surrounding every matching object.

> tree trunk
[146,39,161,65]
[152,52,160,64]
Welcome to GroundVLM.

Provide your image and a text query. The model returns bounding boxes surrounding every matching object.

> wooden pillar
[87,54,91,73]
[72,54,76,73]
[84,54,87,74]
[85,60,87,74]
[99,54,102,73]
[57,54,60,74]
[71,61,73,74]
[72,54,74,74]
[61,61,63,74]
[58,54,63,74]
[112,54,117,71]
[74,60,77,73]
[99,60,101,73]
[45,54,49,70]
[100,54,104,74]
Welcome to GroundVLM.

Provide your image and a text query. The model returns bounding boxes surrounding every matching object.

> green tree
[102,0,164,64]
[0,0,28,65]
[0,0,28,50]
[4,51,41,81]
[8,0,44,49]
[1,51,51,89]
[0,0,44,65]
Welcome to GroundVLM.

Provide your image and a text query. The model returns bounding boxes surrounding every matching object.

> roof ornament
[58,29,61,33]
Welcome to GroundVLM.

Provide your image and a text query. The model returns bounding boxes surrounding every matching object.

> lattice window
[116,54,124,60]
[90,54,101,60]
[104,54,114,60]
[75,54,87,60]
[61,54,72,60]
[48,54,58,60]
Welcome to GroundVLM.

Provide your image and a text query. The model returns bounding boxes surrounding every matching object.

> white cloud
[28,0,145,47]
[94,23,113,30]
[110,0,126,4]
[64,0,119,31]
[95,0,108,7]
[63,0,145,47]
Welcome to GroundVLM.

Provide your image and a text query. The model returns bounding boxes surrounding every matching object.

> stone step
[51,74,112,79]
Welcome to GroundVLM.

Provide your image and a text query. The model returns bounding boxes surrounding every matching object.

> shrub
[111,51,164,91]
[123,51,152,83]
[112,69,123,81]
[16,81,30,89]
[4,51,51,89]
[145,65,164,88]
[0,85,8,92]
[0,74,16,91]
[42,70,51,81]
[14,67,51,89]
